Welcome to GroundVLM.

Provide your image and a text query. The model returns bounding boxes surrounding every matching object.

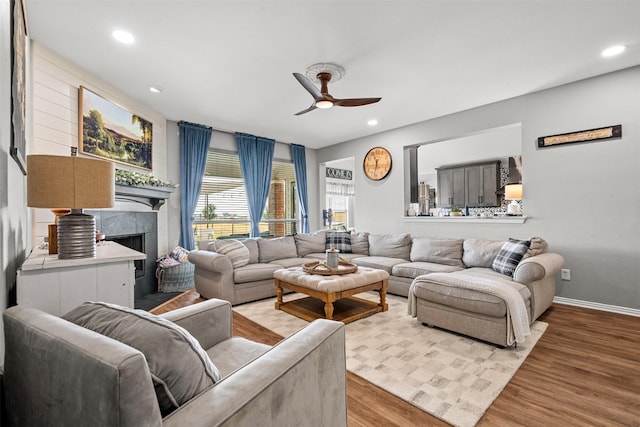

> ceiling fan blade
[334,97,382,107]
[293,73,324,101]
[294,104,317,116]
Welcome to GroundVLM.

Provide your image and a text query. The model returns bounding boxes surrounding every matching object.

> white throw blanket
[408,273,530,345]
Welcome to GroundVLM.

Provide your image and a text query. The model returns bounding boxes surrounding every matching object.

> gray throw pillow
[294,231,326,256]
[462,239,506,268]
[368,233,412,259]
[350,231,370,255]
[211,239,250,268]
[492,239,531,276]
[239,238,260,264]
[410,237,464,267]
[258,236,298,262]
[62,302,220,415]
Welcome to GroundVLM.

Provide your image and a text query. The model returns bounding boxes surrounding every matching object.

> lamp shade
[27,155,115,209]
[504,184,523,201]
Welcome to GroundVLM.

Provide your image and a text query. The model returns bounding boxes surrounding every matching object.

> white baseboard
[553,296,640,317]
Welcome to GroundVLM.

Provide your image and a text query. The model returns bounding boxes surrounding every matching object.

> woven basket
[156,261,195,293]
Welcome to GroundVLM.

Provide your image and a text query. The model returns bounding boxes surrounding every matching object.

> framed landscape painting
[79,86,153,170]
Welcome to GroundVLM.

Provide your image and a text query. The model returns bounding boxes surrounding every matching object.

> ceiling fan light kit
[293,62,381,115]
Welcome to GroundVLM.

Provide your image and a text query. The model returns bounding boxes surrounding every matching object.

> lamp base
[507,200,522,216]
[57,209,96,259]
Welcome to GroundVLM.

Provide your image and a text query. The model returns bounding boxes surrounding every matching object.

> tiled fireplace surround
[87,210,158,303]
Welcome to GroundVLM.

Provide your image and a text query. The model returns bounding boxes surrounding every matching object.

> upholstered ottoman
[274,266,389,324]
[409,268,533,347]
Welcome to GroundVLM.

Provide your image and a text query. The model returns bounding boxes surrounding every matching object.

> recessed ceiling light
[601,45,626,57]
[112,29,134,44]
[368,119,378,126]
[149,86,162,93]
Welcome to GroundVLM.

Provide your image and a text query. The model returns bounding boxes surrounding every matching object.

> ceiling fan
[293,63,381,115]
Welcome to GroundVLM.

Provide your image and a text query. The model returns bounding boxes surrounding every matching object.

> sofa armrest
[513,252,565,284]
[188,250,235,302]
[514,252,565,320]
[163,319,347,427]
[160,299,232,350]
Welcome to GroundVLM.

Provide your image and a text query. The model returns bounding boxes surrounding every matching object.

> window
[193,150,298,243]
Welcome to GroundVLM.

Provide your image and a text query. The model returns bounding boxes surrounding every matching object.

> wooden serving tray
[302,259,358,275]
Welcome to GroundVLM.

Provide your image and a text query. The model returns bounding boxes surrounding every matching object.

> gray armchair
[2,299,347,427]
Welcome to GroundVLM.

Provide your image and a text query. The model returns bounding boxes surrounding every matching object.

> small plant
[202,204,217,220]
[450,207,461,212]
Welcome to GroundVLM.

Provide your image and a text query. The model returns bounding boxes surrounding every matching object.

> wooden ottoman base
[274,268,388,324]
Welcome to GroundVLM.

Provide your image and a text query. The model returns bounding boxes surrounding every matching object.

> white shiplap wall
[30,42,171,254]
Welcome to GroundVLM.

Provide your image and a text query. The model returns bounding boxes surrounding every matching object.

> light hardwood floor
[152,291,640,426]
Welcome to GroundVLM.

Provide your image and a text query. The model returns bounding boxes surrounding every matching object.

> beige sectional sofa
[189,231,564,346]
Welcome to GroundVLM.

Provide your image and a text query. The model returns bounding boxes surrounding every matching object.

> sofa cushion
[392,261,464,279]
[62,302,220,415]
[206,337,271,379]
[239,238,260,264]
[352,256,407,274]
[368,233,412,259]
[258,236,297,263]
[271,257,308,268]
[410,238,464,267]
[294,231,326,257]
[325,231,352,253]
[234,263,282,283]
[492,239,531,276]
[462,239,506,268]
[210,239,250,268]
[350,231,370,255]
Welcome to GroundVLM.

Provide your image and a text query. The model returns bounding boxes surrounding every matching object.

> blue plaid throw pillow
[325,231,352,253]
[492,239,531,276]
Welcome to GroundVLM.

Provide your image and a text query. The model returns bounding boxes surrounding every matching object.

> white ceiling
[25,0,640,149]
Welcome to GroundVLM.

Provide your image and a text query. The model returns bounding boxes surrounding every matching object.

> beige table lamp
[27,154,115,259]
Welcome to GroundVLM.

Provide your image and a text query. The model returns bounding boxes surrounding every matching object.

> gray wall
[1,0,29,362]
[317,66,640,310]
[165,121,320,243]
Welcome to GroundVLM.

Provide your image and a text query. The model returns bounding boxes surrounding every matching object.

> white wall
[0,0,29,363]
[30,43,172,255]
[317,66,640,310]
[164,122,320,239]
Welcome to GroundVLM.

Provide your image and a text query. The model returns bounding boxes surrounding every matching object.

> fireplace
[107,233,145,279]
[87,210,158,302]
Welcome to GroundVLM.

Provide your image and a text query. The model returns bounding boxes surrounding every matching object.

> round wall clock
[363,147,392,181]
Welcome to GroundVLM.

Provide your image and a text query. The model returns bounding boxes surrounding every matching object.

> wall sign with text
[326,167,353,180]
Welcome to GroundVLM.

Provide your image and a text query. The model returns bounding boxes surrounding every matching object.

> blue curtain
[236,133,275,237]
[291,143,310,233]
[179,121,212,250]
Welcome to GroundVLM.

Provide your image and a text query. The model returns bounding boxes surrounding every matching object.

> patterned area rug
[234,292,547,427]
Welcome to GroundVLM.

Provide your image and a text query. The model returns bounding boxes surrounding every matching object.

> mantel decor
[115,169,175,210]
[537,124,622,148]
[115,169,174,188]
[79,86,153,170]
